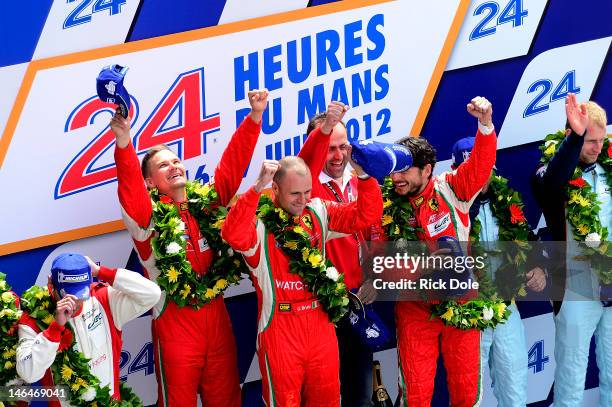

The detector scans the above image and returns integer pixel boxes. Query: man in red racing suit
[110,90,268,406]
[221,103,383,406]
[389,96,497,406]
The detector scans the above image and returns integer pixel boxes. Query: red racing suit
[114,116,261,406]
[221,179,382,407]
[298,127,368,291]
[395,123,496,407]
[16,267,160,407]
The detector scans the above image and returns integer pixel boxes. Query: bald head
[272,156,312,216]
[273,156,311,184]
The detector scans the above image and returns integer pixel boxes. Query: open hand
[565,93,589,136]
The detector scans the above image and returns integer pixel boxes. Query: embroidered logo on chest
[427,213,451,237]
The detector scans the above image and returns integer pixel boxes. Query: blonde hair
[585,101,607,129]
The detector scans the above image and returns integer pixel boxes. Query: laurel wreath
[381,177,510,330]
[468,172,533,301]
[256,195,349,323]
[18,285,142,406]
[0,273,21,387]
[150,181,248,309]
[539,130,612,284]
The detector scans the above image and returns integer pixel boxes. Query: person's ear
[272,181,279,196]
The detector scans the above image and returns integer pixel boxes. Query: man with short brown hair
[111,90,268,406]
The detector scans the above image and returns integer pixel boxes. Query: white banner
[0,0,464,253]
[33,0,142,60]
[447,0,547,70]
[497,37,611,149]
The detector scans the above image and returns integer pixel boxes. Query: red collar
[408,179,434,208]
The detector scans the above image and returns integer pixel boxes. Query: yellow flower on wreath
[544,142,557,157]
[195,183,211,197]
[179,284,191,299]
[301,248,310,262]
[212,219,225,230]
[577,224,590,236]
[577,196,590,207]
[43,314,54,325]
[308,253,322,267]
[71,381,82,392]
[440,307,454,321]
[166,266,181,283]
[284,241,298,250]
[0,280,6,290]
[35,290,46,300]
[204,288,215,299]
[293,226,305,235]
[214,279,228,291]
[61,365,74,381]
[275,208,288,222]
[0,308,16,319]
[1,292,14,303]
[494,302,507,318]
[383,199,392,209]
[382,214,393,226]
[2,348,16,359]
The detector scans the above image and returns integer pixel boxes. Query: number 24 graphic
[523,71,581,118]
[469,0,528,41]
[64,0,126,29]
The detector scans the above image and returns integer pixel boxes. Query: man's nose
[390,172,401,182]
[594,141,603,154]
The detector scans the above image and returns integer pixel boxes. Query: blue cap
[346,291,392,352]
[350,140,413,184]
[451,137,475,168]
[451,136,498,171]
[96,64,131,118]
[51,253,91,299]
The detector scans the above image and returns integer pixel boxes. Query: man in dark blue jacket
[531,93,610,407]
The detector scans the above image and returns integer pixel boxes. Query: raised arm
[90,258,161,329]
[298,101,348,197]
[222,161,278,257]
[213,90,266,206]
[326,157,383,234]
[446,96,497,201]
[111,111,153,230]
[298,126,329,197]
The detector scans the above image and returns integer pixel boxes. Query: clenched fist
[467,96,493,128]
[320,101,349,135]
[254,160,280,193]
